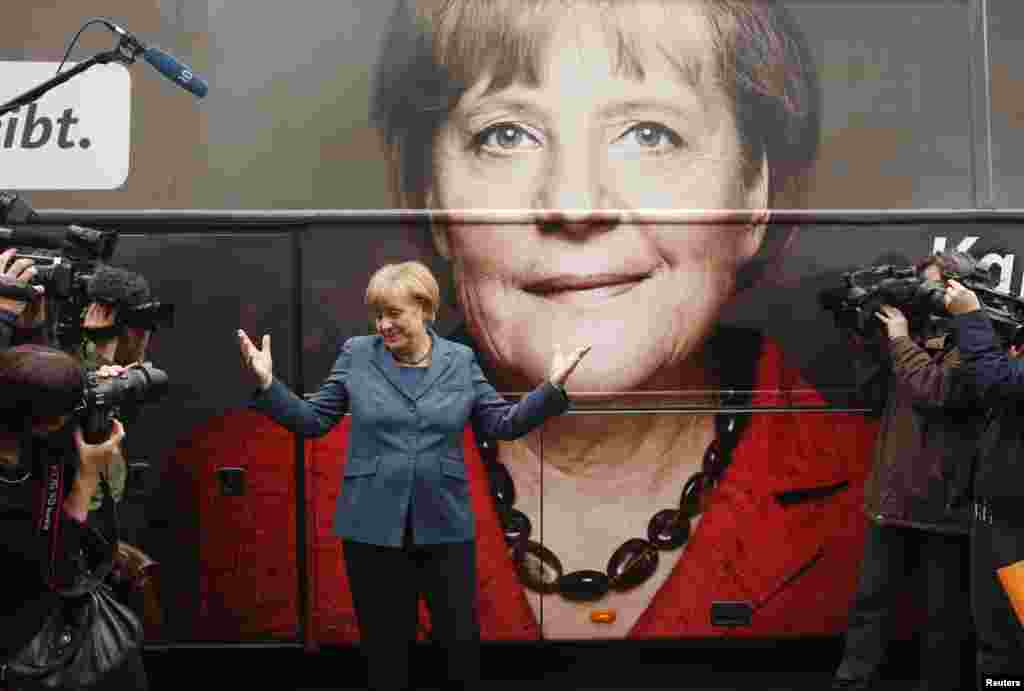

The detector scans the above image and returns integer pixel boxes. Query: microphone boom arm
[0,35,142,118]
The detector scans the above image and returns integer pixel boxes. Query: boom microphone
[104,20,209,98]
[142,46,209,99]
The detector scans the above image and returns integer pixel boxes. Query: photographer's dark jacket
[952,310,1024,521]
[862,333,987,534]
[0,434,107,661]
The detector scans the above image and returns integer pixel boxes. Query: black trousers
[835,521,971,690]
[971,501,1024,687]
[341,516,480,691]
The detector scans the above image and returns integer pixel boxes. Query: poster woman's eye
[471,123,543,154]
[611,122,684,154]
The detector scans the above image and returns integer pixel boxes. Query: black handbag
[3,469,143,690]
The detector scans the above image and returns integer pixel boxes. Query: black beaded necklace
[478,409,747,603]
[452,321,761,604]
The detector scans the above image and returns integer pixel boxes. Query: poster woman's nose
[534,152,618,236]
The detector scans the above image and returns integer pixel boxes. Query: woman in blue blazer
[237,261,589,691]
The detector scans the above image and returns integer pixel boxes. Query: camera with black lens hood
[76,363,169,445]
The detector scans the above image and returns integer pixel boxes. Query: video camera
[0,223,121,350]
[77,363,169,445]
[819,252,1024,347]
[0,194,173,351]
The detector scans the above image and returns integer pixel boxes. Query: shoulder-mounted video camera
[0,223,120,349]
[0,224,118,292]
[819,252,1024,347]
[0,194,174,351]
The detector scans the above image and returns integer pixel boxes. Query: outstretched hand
[238,329,273,391]
[548,343,592,390]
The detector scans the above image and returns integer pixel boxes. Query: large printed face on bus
[426,2,769,395]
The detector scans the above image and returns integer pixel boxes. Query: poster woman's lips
[525,273,650,305]
[526,272,651,293]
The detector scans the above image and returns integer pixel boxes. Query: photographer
[946,279,1024,682]
[77,266,159,512]
[832,253,984,691]
[0,345,147,690]
[79,266,156,369]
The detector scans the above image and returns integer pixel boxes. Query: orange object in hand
[996,560,1024,627]
[590,610,616,624]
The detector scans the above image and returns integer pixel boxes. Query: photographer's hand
[238,329,273,391]
[875,304,910,341]
[65,419,126,521]
[0,247,44,317]
[97,364,132,376]
[945,279,982,316]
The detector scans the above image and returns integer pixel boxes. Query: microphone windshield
[143,46,209,98]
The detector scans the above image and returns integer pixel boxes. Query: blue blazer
[250,329,569,546]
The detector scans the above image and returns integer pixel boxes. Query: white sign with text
[0,61,131,190]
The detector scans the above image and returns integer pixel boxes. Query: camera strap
[32,437,119,594]
[33,447,67,590]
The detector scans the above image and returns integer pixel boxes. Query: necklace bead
[608,538,660,591]
[647,509,690,549]
[499,508,532,544]
[515,541,562,594]
[558,570,610,602]
[487,461,516,507]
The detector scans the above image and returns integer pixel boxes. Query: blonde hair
[365,261,441,321]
